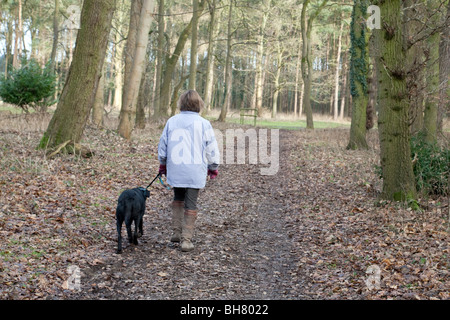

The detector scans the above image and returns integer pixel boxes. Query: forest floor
[0,112,448,300]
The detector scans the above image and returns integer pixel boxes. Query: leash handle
[159,175,171,190]
[146,173,161,190]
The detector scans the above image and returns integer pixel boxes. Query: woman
[158,90,220,252]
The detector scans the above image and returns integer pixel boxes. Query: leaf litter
[0,115,448,300]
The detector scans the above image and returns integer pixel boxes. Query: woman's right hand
[159,164,167,176]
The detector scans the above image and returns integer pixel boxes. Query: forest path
[67,130,309,299]
[2,120,446,300]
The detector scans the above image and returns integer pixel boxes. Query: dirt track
[66,130,309,300]
[1,118,448,300]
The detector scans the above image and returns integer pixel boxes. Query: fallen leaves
[0,118,448,300]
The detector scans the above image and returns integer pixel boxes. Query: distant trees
[0,0,447,204]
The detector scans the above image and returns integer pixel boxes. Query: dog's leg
[116,217,123,254]
[125,217,133,245]
[138,212,144,238]
[133,218,139,245]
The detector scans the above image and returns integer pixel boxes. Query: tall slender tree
[421,0,441,144]
[438,0,450,133]
[301,0,328,129]
[153,0,165,115]
[157,0,206,117]
[203,0,219,112]
[188,0,200,90]
[118,0,155,140]
[218,0,233,122]
[347,0,369,150]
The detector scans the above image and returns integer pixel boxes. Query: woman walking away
[158,90,220,252]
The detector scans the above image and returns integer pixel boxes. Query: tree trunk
[92,67,105,127]
[188,0,200,90]
[203,0,218,112]
[421,0,441,144]
[339,51,348,120]
[375,0,416,201]
[347,0,369,150]
[333,20,344,120]
[49,0,59,72]
[404,0,425,135]
[300,0,327,129]
[171,74,190,115]
[39,0,115,150]
[12,0,23,69]
[113,2,126,112]
[253,0,271,116]
[299,82,304,117]
[157,0,206,117]
[118,0,155,140]
[122,0,142,110]
[272,42,282,118]
[153,0,165,115]
[4,18,13,78]
[438,1,450,133]
[293,41,302,118]
[218,0,233,122]
[136,42,153,129]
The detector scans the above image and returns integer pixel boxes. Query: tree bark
[188,0,200,90]
[438,1,450,133]
[39,0,115,150]
[301,0,327,129]
[421,0,441,144]
[113,1,126,112]
[136,41,152,129]
[153,0,165,115]
[218,0,233,122]
[272,42,282,118]
[118,0,155,140]
[333,20,344,120]
[374,0,416,201]
[12,0,23,69]
[253,0,271,116]
[347,0,369,150]
[92,67,105,127]
[122,0,143,110]
[293,39,302,118]
[49,0,59,72]
[339,51,348,120]
[4,18,13,78]
[158,0,206,116]
[203,0,218,112]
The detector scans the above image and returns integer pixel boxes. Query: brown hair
[178,90,204,113]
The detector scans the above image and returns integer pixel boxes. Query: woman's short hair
[178,90,204,113]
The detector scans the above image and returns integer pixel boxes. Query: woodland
[0,0,448,300]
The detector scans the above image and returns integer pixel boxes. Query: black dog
[116,187,150,254]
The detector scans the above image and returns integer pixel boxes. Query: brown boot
[181,209,197,252]
[171,201,184,242]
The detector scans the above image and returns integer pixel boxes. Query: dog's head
[138,187,150,199]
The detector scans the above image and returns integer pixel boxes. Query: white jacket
[158,111,220,189]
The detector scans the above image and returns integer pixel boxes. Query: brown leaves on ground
[0,115,448,300]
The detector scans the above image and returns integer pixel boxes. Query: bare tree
[39,0,115,151]
[118,0,155,140]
